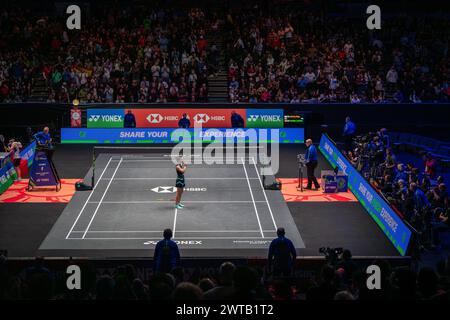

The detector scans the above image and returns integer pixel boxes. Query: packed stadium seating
[1,1,450,305]
[0,7,212,103]
[1,255,449,300]
[1,4,449,104]
[347,130,450,252]
[224,7,450,103]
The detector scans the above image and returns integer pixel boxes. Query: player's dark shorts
[175,177,185,188]
[13,158,21,167]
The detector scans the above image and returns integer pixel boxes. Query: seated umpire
[33,126,53,148]
[153,228,180,273]
[268,227,297,277]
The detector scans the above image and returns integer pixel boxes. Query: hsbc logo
[151,186,207,193]
[193,113,210,123]
[146,114,179,123]
[146,114,163,123]
[193,114,226,123]
[151,186,176,193]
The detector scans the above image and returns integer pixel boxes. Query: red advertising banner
[70,108,82,127]
[129,109,246,128]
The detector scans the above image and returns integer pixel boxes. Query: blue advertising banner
[28,150,58,187]
[0,141,36,195]
[0,161,17,194]
[61,128,305,144]
[20,141,36,166]
[318,134,412,256]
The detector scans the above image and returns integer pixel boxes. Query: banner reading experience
[61,128,304,144]
[318,134,412,256]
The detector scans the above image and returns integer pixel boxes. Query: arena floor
[38,153,305,257]
[0,144,399,258]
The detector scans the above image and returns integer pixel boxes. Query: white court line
[88,200,266,204]
[113,158,256,162]
[71,230,162,233]
[251,157,278,230]
[241,157,264,238]
[68,237,271,240]
[112,158,255,162]
[95,146,262,149]
[173,207,178,238]
[82,157,123,239]
[65,157,113,239]
[111,157,258,159]
[101,177,259,180]
[70,230,275,233]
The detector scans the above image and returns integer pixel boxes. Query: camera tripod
[296,154,306,192]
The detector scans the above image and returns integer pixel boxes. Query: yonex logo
[193,114,210,123]
[88,114,122,122]
[147,114,164,123]
[151,186,207,193]
[89,115,100,122]
[143,240,203,245]
[248,115,281,122]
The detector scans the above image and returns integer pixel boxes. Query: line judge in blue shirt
[153,228,180,273]
[305,138,320,190]
[268,227,297,277]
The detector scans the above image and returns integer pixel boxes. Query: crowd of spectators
[0,6,211,103]
[2,4,450,105]
[226,7,450,103]
[1,252,450,300]
[346,129,449,250]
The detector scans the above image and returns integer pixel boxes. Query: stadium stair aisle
[207,19,228,102]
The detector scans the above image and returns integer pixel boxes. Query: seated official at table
[34,127,53,149]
